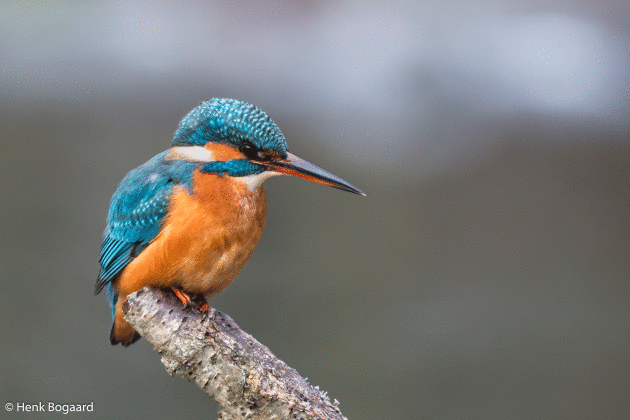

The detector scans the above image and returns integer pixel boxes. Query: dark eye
[240,143,270,161]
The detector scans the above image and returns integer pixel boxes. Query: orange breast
[117,170,267,298]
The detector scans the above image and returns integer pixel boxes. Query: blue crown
[172,98,288,157]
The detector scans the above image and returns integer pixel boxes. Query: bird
[95,98,364,346]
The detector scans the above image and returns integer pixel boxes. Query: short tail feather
[110,323,141,346]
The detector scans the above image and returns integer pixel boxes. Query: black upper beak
[263,152,365,196]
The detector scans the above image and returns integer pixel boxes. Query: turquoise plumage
[96,98,363,346]
[95,152,196,311]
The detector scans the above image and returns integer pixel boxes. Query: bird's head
[169,98,364,195]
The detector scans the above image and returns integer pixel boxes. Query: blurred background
[1,1,629,419]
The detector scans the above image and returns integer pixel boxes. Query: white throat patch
[236,171,283,190]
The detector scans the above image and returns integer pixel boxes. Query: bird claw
[202,308,211,321]
[172,287,192,307]
[172,288,210,315]
[192,293,211,315]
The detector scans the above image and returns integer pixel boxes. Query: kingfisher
[95,98,364,346]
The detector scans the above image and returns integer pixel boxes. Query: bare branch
[123,287,347,420]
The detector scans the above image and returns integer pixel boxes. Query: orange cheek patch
[204,142,244,161]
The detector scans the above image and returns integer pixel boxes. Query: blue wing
[95,151,197,308]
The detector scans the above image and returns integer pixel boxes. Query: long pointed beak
[263,152,365,196]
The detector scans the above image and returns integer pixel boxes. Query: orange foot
[172,289,211,314]
[191,293,211,314]
[172,287,192,307]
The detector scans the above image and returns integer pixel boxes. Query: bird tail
[110,321,141,347]
[104,283,141,346]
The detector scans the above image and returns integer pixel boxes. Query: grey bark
[123,287,348,420]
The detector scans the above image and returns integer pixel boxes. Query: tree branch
[123,287,347,420]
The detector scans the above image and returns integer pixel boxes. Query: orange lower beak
[263,153,365,196]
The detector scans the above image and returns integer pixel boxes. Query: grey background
[1,1,629,419]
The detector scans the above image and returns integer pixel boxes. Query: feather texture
[95,152,197,309]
